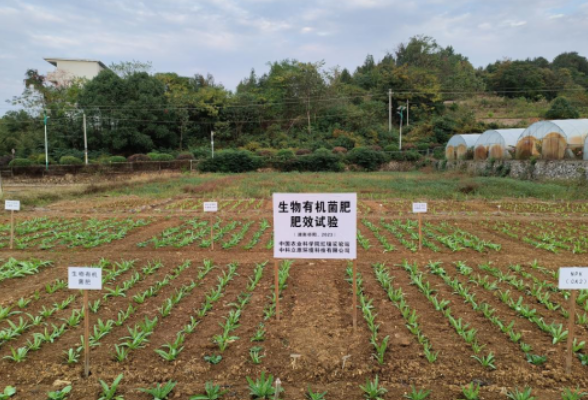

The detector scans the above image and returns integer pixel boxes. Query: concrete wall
[442,160,588,180]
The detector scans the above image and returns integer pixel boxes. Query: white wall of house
[45,58,106,86]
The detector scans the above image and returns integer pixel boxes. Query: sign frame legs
[84,290,90,378]
[9,210,14,250]
[566,290,577,375]
[352,260,357,332]
[418,213,422,251]
[275,260,280,321]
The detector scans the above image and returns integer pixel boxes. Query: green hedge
[59,156,83,165]
[9,158,34,167]
[346,147,388,171]
[198,150,262,173]
[108,156,127,163]
[278,148,343,172]
[148,153,175,161]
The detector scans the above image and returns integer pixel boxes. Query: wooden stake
[84,290,90,378]
[566,290,577,375]
[210,215,214,251]
[352,260,357,332]
[274,260,280,321]
[9,210,14,250]
[418,213,422,251]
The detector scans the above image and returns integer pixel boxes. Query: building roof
[44,58,108,69]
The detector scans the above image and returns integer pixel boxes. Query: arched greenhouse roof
[446,134,481,149]
[475,129,525,148]
[520,119,588,145]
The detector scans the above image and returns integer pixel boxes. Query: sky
[1,0,587,115]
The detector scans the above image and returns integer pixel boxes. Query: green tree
[545,96,580,119]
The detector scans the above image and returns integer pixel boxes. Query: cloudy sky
[1,0,587,114]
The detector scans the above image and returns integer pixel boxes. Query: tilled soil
[1,201,588,400]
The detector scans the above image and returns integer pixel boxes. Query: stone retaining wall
[443,160,588,180]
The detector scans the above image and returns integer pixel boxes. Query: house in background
[44,58,107,87]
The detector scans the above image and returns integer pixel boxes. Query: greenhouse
[585,136,588,160]
[445,134,481,160]
[473,129,525,160]
[515,119,588,160]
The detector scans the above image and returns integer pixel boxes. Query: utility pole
[406,99,409,127]
[43,110,49,171]
[397,105,405,150]
[211,130,215,158]
[83,113,88,165]
[388,89,392,133]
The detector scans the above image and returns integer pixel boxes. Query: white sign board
[559,267,588,290]
[68,267,103,290]
[5,200,20,211]
[412,203,427,213]
[203,202,218,212]
[273,193,357,260]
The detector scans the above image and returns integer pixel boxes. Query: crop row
[360,219,501,253]
[165,198,265,212]
[0,218,150,250]
[138,218,272,250]
[479,220,588,254]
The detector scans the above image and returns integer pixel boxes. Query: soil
[1,197,588,400]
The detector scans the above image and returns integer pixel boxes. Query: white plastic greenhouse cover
[447,134,481,148]
[475,129,526,147]
[445,134,481,160]
[473,129,525,159]
[520,119,588,144]
[517,119,588,159]
[584,136,588,161]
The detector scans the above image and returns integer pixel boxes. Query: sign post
[412,202,427,251]
[68,267,102,378]
[273,193,357,329]
[5,200,20,250]
[559,267,587,374]
[203,202,218,250]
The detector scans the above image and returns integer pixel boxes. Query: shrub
[255,148,277,157]
[276,149,295,160]
[332,146,348,154]
[389,151,422,162]
[148,153,174,161]
[29,154,50,165]
[404,150,422,162]
[127,154,150,162]
[295,149,312,156]
[198,150,262,173]
[176,152,194,161]
[545,96,580,119]
[192,148,211,160]
[244,141,262,152]
[9,158,34,167]
[290,148,343,172]
[108,156,127,163]
[59,156,83,165]
[346,147,387,171]
[384,144,399,152]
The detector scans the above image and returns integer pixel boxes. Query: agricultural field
[1,171,588,400]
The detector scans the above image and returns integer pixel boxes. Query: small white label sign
[5,200,20,211]
[413,203,427,213]
[203,202,218,212]
[273,193,357,260]
[559,267,588,290]
[68,267,102,290]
